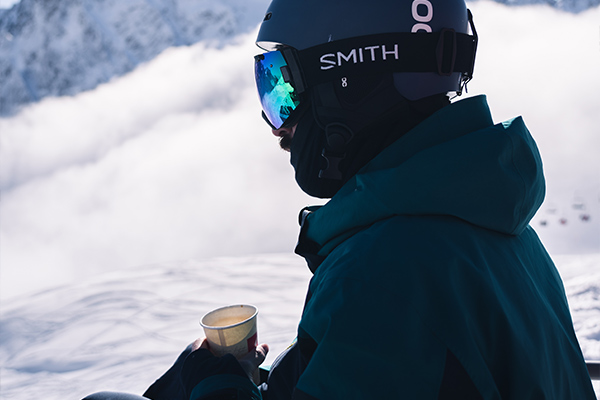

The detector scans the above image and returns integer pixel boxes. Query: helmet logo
[411,0,433,33]
[319,45,399,71]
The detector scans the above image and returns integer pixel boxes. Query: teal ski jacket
[288,95,596,399]
[187,95,596,399]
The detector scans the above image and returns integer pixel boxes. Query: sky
[0,1,599,301]
[0,0,17,9]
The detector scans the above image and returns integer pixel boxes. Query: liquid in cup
[200,304,258,359]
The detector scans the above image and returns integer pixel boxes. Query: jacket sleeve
[180,349,262,400]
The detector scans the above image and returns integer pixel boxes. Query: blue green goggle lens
[254,50,301,130]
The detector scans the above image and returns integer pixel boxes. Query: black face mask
[290,110,345,198]
[288,81,450,199]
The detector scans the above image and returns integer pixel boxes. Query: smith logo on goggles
[254,12,477,129]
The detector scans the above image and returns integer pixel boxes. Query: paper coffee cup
[200,304,258,359]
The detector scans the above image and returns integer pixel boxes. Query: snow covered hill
[0,253,598,399]
[0,254,311,399]
[0,0,268,116]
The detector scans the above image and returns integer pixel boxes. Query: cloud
[463,2,600,254]
[1,3,599,300]
[1,33,257,190]
[0,30,317,299]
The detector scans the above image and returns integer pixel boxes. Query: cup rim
[200,304,258,330]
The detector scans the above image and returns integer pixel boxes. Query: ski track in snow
[0,253,598,399]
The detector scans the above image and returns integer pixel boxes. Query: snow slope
[0,253,598,399]
[0,254,311,399]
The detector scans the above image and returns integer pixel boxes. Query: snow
[0,254,311,399]
[0,253,598,399]
[0,1,599,398]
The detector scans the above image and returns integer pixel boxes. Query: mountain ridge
[0,0,267,116]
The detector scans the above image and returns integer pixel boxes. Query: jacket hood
[301,95,546,256]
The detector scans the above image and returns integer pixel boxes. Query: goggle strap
[295,30,477,89]
[280,47,306,93]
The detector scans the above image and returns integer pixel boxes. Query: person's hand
[180,338,269,397]
[194,338,269,381]
[238,342,269,382]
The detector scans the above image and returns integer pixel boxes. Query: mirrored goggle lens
[254,51,300,129]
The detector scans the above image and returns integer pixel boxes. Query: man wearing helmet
[83,0,596,399]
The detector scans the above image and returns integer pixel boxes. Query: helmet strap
[319,123,354,180]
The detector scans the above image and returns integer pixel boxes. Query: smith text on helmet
[319,45,399,71]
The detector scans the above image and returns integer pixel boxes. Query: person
[83,0,597,399]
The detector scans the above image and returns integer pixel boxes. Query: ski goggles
[253,21,479,129]
[254,48,305,130]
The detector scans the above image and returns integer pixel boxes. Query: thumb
[238,343,269,380]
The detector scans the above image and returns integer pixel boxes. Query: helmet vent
[264,12,272,21]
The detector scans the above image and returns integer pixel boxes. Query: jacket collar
[296,95,545,271]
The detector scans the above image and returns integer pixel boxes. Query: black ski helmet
[254,0,477,198]
[256,0,477,102]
